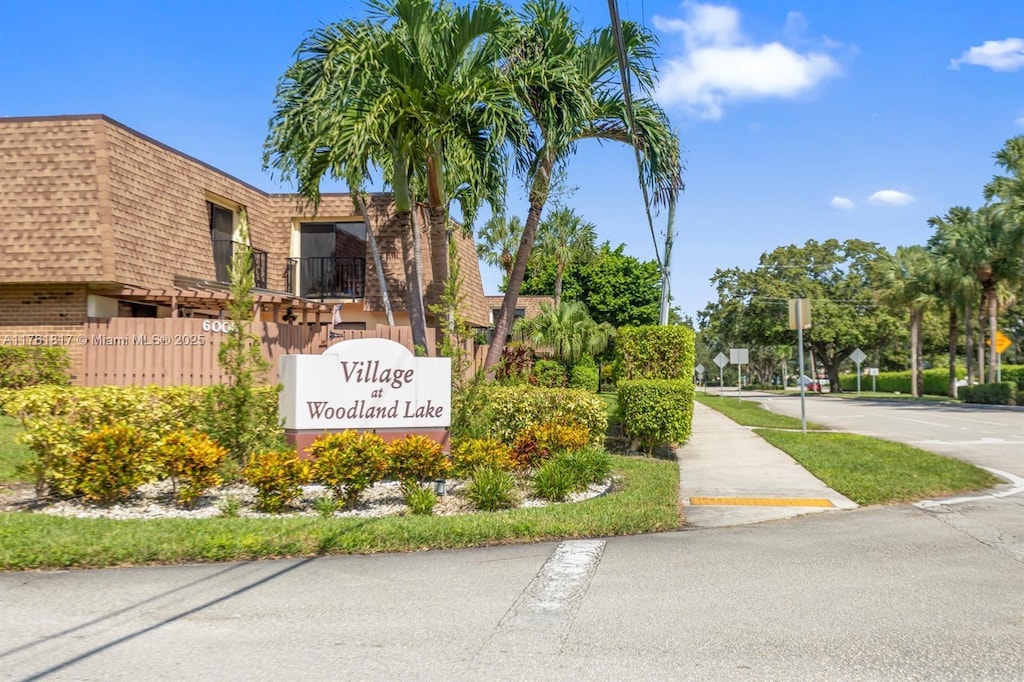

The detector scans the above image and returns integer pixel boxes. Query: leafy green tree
[522,242,662,328]
[699,239,903,393]
[514,301,614,366]
[208,210,273,464]
[532,207,596,306]
[872,245,938,397]
[483,0,681,374]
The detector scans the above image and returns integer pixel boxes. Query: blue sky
[2,1,1022,321]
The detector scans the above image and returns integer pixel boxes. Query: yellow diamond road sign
[994,330,1012,355]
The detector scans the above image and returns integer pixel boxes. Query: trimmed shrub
[998,365,1024,391]
[570,356,599,392]
[307,431,388,507]
[618,379,694,452]
[157,430,229,509]
[68,423,160,504]
[464,466,518,511]
[475,385,607,447]
[0,347,70,389]
[839,367,966,396]
[242,450,310,513]
[958,382,1018,406]
[511,422,590,469]
[385,434,450,484]
[532,359,568,388]
[616,326,695,380]
[450,437,514,478]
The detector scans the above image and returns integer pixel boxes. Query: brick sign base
[286,427,451,457]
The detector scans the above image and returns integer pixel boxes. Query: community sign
[279,338,451,431]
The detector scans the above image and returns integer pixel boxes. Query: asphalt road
[743,392,1024,478]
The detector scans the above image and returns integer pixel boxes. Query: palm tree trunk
[977,303,985,384]
[910,308,922,397]
[392,149,429,353]
[483,157,555,375]
[353,193,394,326]
[987,284,998,383]
[554,260,564,308]
[427,205,449,334]
[947,304,958,398]
[407,205,429,353]
[964,300,974,384]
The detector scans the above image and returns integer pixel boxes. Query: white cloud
[653,2,841,119]
[1015,116,1024,128]
[784,11,808,43]
[950,38,1024,71]
[868,190,915,206]
[830,196,855,210]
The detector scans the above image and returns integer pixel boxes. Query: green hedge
[617,379,694,451]
[0,347,70,389]
[616,326,695,380]
[569,358,599,393]
[958,382,1018,406]
[839,367,965,396]
[470,385,608,447]
[998,365,1024,390]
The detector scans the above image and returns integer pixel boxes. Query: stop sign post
[850,348,867,395]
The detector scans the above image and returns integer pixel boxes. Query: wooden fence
[80,319,444,387]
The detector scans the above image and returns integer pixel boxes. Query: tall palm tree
[514,300,613,366]
[266,0,519,353]
[482,0,682,374]
[533,207,596,307]
[477,213,524,284]
[873,245,937,397]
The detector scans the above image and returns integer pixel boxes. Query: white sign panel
[695,363,705,375]
[730,348,749,365]
[279,339,451,431]
[713,352,729,368]
[867,367,880,376]
[851,348,867,364]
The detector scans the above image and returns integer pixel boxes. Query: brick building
[0,114,491,379]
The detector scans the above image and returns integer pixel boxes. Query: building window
[288,222,367,300]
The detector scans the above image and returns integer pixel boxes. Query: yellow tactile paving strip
[689,497,835,507]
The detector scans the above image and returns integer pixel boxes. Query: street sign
[713,353,729,368]
[850,348,866,364]
[995,330,1012,355]
[867,368,879,376]
[788,298,812,330]
[695,363,705,374]
[729,348,749,365]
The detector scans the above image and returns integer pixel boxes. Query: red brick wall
[0,284,89,379]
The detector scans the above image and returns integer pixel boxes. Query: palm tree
[482,0,682,374]
[266,0,519,353]
[514,300,613,366]
[477,213,524,284]
[873,245,937,397]
[533,207,596,307]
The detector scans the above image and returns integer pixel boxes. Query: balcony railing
[212,239,268,289]
[287,256,366,300]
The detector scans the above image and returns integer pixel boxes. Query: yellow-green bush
[615,326,696,380]
[67,423,160,504]
[242,450,309,513]
[450,438,514,478]
[618,379,694,452]
[385,434,449,484]
[307,431,388,507]
[157,431,229,509]
[0,347,70,389]
[474,385,607,447]
[511,421,590,469]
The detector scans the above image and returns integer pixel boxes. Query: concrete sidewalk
[677,401,857,528]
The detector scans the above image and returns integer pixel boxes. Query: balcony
[212,239,268,289]
[287,256,366,300]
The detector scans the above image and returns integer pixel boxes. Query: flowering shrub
[450,438,515,478]
[157,431,229,509]
[307,431,388,507]
[385,435,449,484]
[475,385,607,447]
[68,423,160,504]
[511,422,590,469]
[242,450,309,513]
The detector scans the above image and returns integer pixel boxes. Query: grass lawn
[694,394,825,430]
[598,392,619,424]
[754,430,1000,506]
[0,415,32,483]
[834,391,959,403]
[0,455,679,570]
